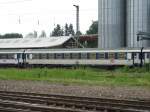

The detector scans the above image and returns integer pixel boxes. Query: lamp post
[73,5,80,47]
[73,5,79,34]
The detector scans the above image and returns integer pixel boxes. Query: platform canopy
[0,36,72,49]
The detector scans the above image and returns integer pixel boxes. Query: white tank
[98,0,125,49]
[126,0,150,47]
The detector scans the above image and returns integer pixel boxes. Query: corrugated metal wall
[98,0,125,49]
[126,0,150,47]
[98,0,150,48]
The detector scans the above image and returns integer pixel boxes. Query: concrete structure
[98,0,150,48]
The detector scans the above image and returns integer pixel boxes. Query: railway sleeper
[0,94,149,111]
[0,91,150,107]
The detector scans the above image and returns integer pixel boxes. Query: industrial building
[0,36,77,49]
[98,0,150,49]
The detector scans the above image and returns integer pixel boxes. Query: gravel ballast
[0,80,150,100]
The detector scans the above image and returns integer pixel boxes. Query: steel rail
[0,94,149,111]
[0,91,149,112]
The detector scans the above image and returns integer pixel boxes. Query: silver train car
[0,49,25,66]
[0,48,149,67]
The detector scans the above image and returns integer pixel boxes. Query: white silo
[98,0,125,49]
[126,0,150,47]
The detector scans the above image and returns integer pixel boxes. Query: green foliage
[116,66,150,73]
[68,24,75,36]
[86,21,98,35]
[64,23,75,36]
[65,24,69,36]
[0,33,23,39]
[0,67,150,87]
[76,31,82,35]
[51,24,64,36]
[39,30,47,37]
[80,39,98,48]
[51,23,75,37]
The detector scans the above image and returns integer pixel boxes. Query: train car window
[96,53,99,59]
[6,54,9,59]
[108,53,115,59]
[8,54,14,59]
[71,53,80,59]
[0,54,8,59]
[96,53,105,59]
[39,54,42,59]
[105,53,108,59]
[118,53,126,60]
[147,53,150,59]
[115,53,118,59]
[17,54,21,59]
[48,53,55,59]
[32,54,40,59]
[41,53,47,59]
[99,53,105,59]
[55,53,63,59]
[81,53,88,59]
[46,54,49,59]
[64,53,71,59]
[125,53,127,60]
[89,53,96,59]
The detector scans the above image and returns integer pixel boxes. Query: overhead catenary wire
[0,0,32,4]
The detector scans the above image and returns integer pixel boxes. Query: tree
[64,23,69,36]
[86,21,98,34]
[25,32,34,38]
[33,31,38,38]
[0,33,23,38]
[51,24,64,36]
[68,24,75,36]
[76,31,82,35]
[39,30,47,38]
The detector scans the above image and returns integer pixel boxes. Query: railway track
[0,91,149,112]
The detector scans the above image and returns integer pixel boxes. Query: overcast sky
[0,0,98,36]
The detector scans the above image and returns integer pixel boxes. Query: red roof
[79,34,98,41]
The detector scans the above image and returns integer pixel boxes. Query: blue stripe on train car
[96,53,99,60]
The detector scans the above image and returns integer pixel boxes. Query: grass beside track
[0,67,150,87]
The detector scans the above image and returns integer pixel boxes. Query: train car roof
[25,48,144,53]
[0,36,71,49]
[0,49,24,53]
[0,48,150,53]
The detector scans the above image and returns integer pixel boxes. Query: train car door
[22,52,27,64]
[133,52,144,66]
[16,53,22,65]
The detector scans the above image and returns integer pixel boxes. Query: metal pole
[140,47,144,67]
[73,5,79,34]
[73,5,80,47]
[76,5,79,34]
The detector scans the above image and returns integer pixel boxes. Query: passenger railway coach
[0,48,149,67]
